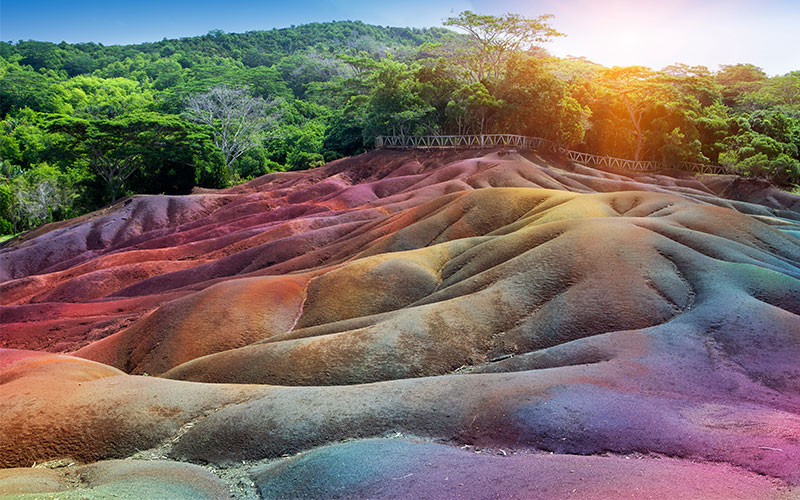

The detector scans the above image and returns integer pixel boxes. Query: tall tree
[363,58,435,137]
[740,72,800,118]
[596,66,679,161]
[49,113,194,202]
[660,63,721,107]
[184,85,281,172]
[442,10,563,83]
[497,56,589,145]
[715,63,768,109]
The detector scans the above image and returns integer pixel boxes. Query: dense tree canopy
[49,113,203,201]
[442,10,564,83]
[0,17,798,235]
[184,85,282,172]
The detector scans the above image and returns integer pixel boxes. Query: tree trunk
[624,97,644,161]
[633,129,644,162]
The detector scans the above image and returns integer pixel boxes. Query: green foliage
[693,103,732,163]
[721,151,800,185]
[497,56,588,144]
[0,183,14,234]
[716,109,800,185]
[16,41,64,71]
[715,63,768,109]
[61,75,155,117]
[194,152,230,189]
[361,58,436,137]
[0,108,57,168]
[184,85,282,173]
[657,128,703,168]
[275,52,349,98]
[0,61,70,115]
[323,101,369,156]
[442,10,563,82]
[129,124,220,194]
[267,118,327,171]
[743,72,800,119]
[660,64,721,107]
[445,81,502,135]
[49,112,207,201]
[1,18,798,234]
[747,109,800,152]
[0,163,76,233]
[232,148,283,180]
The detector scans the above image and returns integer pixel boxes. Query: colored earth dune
[1,149,799,499]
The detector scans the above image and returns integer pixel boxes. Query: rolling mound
[1,149,799,499]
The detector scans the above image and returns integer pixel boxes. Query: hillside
[1,149,799,499]
[2,17,798,241]
[1,21,458,75]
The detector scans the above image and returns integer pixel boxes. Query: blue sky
[2,0,798,75]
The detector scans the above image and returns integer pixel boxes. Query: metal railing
[375,134,729,175]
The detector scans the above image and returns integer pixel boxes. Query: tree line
[1,15,799,235]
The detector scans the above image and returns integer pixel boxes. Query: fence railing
[375,134,729,175]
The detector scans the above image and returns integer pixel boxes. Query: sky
[1,0,798,75]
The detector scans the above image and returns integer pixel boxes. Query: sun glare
[593,27,649,66]
[539,0,693,70]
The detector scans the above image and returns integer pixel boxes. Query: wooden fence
[375,134,729,175]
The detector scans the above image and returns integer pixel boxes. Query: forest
[1,14,799,235]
